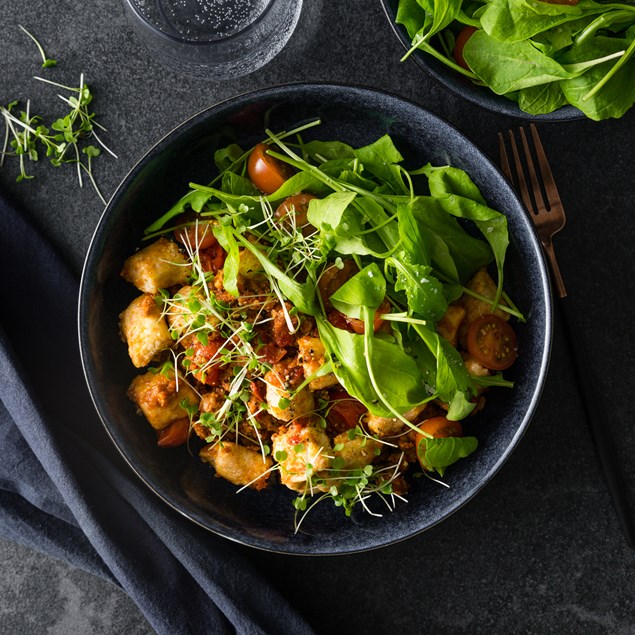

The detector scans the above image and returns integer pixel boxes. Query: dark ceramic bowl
[380,0,583,121]
[79,83,552,555]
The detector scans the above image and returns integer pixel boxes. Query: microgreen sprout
[1,74,114,203]
[19,25,57,68]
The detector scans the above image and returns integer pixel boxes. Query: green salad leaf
[395,0,635,119]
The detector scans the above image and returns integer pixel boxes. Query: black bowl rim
[78,81,553,554]
[378,0,584,121]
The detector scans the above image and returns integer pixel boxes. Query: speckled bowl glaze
[380,0,583,121]
[79,83,552,554]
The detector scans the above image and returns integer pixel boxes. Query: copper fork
[499,124,635,548]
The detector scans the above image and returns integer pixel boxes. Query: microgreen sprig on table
[1,74,116,204]
[1,25,115,203]
[18,24,57,69]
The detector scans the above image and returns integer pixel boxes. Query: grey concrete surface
[1,0,635,633]
[0,537,153,634]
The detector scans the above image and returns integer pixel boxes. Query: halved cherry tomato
[327,389,367,434]
[275,193,317,235]
[198,243,226,273]
[466,313,518,371]
[157,417,190,448]
[453,26,478,71]
[414,417,463,471]
[343,299,391,334]
[417,416,464,439]
[174,222,217,250]
[247,143,293,194]
[318,260,359,310]
[188,339,224,386]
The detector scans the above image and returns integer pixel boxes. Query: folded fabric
[0,187,314,635]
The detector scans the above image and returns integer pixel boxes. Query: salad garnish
[120,120,524,530]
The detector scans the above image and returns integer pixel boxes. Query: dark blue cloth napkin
[0,188,314,635]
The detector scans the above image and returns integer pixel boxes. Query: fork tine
[497,132,512,183]
[529,123,564,216]
[505,130,534,214]
[519,127,547,215]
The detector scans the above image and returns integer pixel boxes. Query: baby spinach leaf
[424,164,486,204]
[221,171,260,196]
[411,322,475,418]
[480,0,604,43]
[265,170,331,200]
[517,82,569,115]
[560,34,635,120]
[463,32,580,93]
[214,143,244,172]
[235,233,318,316]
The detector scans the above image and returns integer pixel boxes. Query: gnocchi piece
[332,432,381,470]
[127,369,199,430]
[436,305,466,347]
[272,422,332,492]
[365,403,428,438]
[463,354,491,378]
[297,336,339,390]
[200,441,272,491]
[264,361,314,422]
[119,293,173,368]
[459,269,509,325]
[121,237,191,294]
[237,248,265,278]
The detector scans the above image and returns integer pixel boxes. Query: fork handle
[558,295,635,547]
[543,240,567,298]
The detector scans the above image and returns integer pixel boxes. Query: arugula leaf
[409,196,493,283]
[354,135,408,195]
[316,316,429,417]
[306,191,357,233]
[213,224,240,296]
[389,259,448,321]
[417,436,478,476]
[144,189,214,234]
[329,263,386,318]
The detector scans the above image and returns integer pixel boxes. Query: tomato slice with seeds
[466,313,518,371]
[247,143,293,194]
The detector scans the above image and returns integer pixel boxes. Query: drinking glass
[123,0,303,80]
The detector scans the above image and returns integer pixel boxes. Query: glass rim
[123,0,282,46]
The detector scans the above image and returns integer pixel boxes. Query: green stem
[582,38,635,101]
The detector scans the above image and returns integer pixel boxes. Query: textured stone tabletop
[1,0,634,633]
